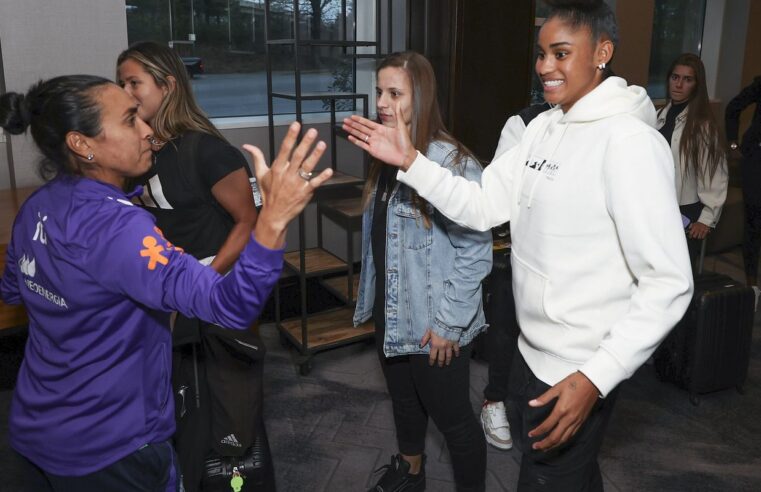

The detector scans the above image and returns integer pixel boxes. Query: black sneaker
[367,454,426,492]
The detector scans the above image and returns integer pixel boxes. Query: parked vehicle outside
[182,57,204,78]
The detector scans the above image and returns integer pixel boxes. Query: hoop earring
[597,62,607,71]
[86,153,94,161]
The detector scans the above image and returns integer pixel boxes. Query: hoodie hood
[562,76,656,127]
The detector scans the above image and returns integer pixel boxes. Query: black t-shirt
[136,131,251,259]
[371,164,398,328]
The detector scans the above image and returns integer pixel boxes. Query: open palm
[342,103,417,169]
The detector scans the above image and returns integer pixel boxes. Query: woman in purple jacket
[0,74,329,491]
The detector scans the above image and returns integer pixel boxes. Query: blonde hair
[117,41,224,142]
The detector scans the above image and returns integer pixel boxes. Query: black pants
[507,351,618,492]
[482,251,520,402]
[680,202,704,272]
[375,325,486,492]
[741,150,761,282]
[18,440,179,492]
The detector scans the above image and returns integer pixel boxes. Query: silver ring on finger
[298,168,313,181]
[364,134,369,143]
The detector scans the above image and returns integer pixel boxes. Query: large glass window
[125,1,362,118]
[647,0,707,99]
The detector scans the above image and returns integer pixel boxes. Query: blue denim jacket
[353,140,493,356]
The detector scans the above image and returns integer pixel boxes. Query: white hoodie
[397,77,693,397]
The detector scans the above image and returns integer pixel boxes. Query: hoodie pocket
[511,252,569,333]
[395,202,433,250]
[510,251,550,327]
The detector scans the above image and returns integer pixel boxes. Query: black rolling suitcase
[654,272,754,405]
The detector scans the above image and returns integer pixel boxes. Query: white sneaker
[480,400,512,450]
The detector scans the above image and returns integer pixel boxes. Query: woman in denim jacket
[354,52,492,492]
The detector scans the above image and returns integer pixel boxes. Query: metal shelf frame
[264,0,393,373]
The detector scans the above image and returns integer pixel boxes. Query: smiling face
[74,84,154,187]
[668,64,697,104]
[376,66,413,130]
[536,17,612,112]
[117,58,168,125]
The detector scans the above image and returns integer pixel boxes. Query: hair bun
[543,0,604,10]
[0,92,32,135]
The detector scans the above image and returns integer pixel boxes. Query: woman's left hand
[527,371,600,451]
[688,222,711,239]
[420,328,460,367]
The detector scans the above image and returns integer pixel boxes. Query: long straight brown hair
[666,53,726,183]
[117,41,224,143]
[362,51,478,227]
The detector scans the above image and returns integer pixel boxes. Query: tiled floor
[0,249,760,491]
[262,248,761,492]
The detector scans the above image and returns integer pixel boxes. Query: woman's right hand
[342,102,418,171]
[242,122,332,249]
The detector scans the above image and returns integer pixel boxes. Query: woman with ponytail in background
[0,75,329,491]
[355,51,492,492]
[344,1,693,490]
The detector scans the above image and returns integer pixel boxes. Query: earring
[597,62,607,70]
[86,153,94,161]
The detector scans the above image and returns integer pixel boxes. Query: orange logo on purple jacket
[140,236,169,270]
[140,227,184,270]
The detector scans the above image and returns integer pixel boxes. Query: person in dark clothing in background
[726,76,761,297]
[480,102,551,452]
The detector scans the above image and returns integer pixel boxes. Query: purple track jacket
[0,175,283,475]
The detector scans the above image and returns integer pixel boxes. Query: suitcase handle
[697,238,707,275]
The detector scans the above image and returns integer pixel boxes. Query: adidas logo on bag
[221,434,242,448]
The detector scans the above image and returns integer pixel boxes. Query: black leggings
[680,201,704,272]
[375,325,486,492]
[482,251,520,402]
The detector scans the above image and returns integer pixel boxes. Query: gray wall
[0,0,129,188]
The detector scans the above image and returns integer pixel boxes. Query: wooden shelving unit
[0,187,36,333]
[265,0,391,374]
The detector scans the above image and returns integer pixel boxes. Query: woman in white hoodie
[343,0,693,490]
[656,53,728,269]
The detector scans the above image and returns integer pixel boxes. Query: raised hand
[242,122,332,249]
[342,102,418,170]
